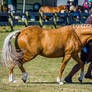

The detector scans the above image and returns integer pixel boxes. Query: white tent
[2,0,3,5]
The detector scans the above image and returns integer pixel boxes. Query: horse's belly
[41,49,64,58]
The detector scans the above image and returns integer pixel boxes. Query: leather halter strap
[72,27,84,48]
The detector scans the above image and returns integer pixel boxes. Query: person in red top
[64,10,92,83]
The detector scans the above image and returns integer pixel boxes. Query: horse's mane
[72,24,92,28]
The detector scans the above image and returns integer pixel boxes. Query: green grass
[0,26,92,92]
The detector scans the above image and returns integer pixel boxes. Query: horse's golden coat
[3,25,92,83]
[39,5,66,21]
[39,5,66,13]
[15,25,85,83]
[17,26,81,61]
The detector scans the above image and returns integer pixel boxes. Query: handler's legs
[65,54,84,83]
[85,62,92,79]
[65,63,80,83]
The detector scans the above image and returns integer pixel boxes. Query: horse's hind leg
[72,54,84,82]
[9,63,16,82]
[9,61,27,83]
[18,61,27,83]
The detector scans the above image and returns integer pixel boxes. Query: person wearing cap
[64,9,92,83]
[66,0,75,12]
[68,0,74,5]
[87,0,92,9]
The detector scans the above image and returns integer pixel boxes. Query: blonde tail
[1,30,21,67]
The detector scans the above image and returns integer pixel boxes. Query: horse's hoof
[57,77,64,85]
[13,80,16,83]
[22,78,26,83]
[22,72,27,83]
[59,81,64,85]
[9,80,16,83]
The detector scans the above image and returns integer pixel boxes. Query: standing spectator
[66,0,74,12]
[87,0,92,10]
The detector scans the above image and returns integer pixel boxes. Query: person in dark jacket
[64,10,92,83]
[66,0,76,12]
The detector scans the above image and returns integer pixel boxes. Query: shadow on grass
[27,81,58,85]
[64,81,92,85]
[0,30,11,33]
[27,81,92,85]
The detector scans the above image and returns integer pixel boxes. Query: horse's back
[17,26,42,51]
[40,26,74,57]
[39,6,57,13]
[39,5,66,13]
[17,25,77,59]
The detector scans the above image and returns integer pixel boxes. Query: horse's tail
[1,30,22,67]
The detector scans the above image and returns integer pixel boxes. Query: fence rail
[0,12,89,31]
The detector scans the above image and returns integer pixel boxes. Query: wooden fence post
[25,11,28,26]
[53,13,57,28]
[8,12,14,31]
[39,12,43,27]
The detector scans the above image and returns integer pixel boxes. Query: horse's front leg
[9,63,16,82]
[57,54,71,85]
[72,54,84,82]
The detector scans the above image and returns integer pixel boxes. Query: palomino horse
[39,5,66,21]
[39,5,66,13]
[2,25,92,84]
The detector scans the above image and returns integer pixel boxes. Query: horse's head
[58,5,67,12]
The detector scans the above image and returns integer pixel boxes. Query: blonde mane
[72,24,92,28]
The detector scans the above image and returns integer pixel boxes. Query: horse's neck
[80,35,91,45]
[75,26,92,45]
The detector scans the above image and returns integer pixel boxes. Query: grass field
[0,26,92,92]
